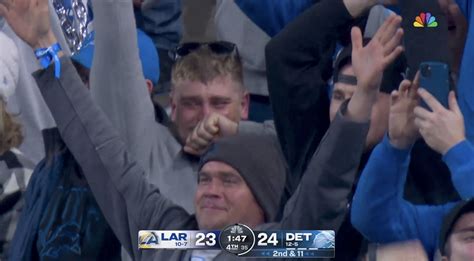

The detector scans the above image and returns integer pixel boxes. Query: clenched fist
[184,113,238,156]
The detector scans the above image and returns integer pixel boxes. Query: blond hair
[171,46,244,89]
[0,98,23,155]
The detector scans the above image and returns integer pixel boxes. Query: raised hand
[183,113,238,156]
[414,90,465,155]
[346,14,404,122]
[388,73,421,149]
[0,0,55,49]
[351,14,404,93]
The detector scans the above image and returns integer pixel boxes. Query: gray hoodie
[88,0,273,214]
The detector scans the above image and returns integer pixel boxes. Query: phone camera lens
[421,65,432,77]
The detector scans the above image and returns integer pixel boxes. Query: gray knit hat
[199,132,287,222]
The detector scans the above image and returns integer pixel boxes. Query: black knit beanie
[199,132,287,222]
[439,199,474,256]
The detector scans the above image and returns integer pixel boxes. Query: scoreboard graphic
[139,224,335,258]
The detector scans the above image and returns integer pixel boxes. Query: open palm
[0,0,51,48]
[351,15,404,92]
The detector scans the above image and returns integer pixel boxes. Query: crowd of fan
[0,0,473,260]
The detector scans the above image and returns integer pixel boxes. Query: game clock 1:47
[219,224,256,256]
[227,235,247,242]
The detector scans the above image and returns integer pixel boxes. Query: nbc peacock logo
[413,12,438,28]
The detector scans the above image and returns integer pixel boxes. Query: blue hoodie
[351,136,474,259]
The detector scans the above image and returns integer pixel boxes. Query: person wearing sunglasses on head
[86,0,275,215]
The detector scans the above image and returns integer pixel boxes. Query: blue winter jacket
[351,136,474,259]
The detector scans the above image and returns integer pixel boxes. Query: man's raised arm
[90,0,163,178]
[276,13,404,231]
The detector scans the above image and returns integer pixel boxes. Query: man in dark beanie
[438,199,474,261]
[196,133,287,228]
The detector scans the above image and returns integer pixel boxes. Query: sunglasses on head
[171,41,238,61]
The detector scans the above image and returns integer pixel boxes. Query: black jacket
[266,0,371,260]
[266,0,367,198]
